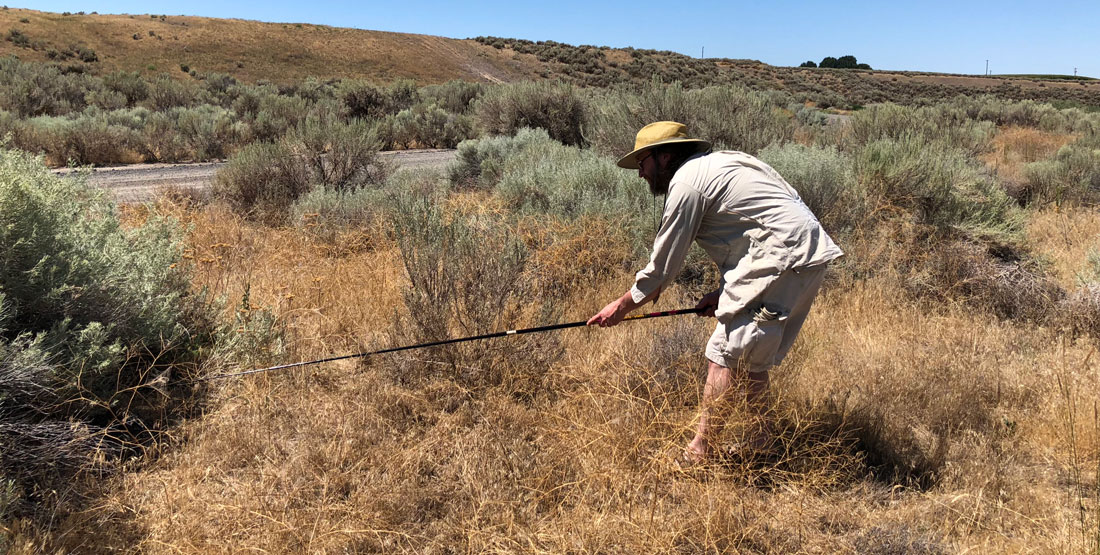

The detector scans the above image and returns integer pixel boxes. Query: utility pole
[701,46,704,59]
[1074,67,1078,76]
[985,59,989,76]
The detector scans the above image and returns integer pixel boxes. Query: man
[587,121,843,464]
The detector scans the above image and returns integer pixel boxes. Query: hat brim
[617,138,712,169]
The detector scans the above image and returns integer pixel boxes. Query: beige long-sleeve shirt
[630,151,844,323]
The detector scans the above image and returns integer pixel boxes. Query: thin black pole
[206,307,703,380]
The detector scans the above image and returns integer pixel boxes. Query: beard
[648,162,677,196]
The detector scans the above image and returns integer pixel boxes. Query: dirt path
[52,149,458,203]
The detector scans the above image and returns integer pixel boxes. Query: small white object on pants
[705,264,828,373]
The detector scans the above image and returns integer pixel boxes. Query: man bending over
[587,121,843,464]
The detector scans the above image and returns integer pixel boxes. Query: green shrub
[290,184,387,240]
[208,284,285,370]
[493,132,649,222]
[0,147,212,512]
[6,28,28,47]
[174,105,241,160]
[74,45,97,63]
[386,180,561,389]
[0,478,15,525]
[23,111,141,165]
[102,71,149,105]
[340,79,419,120]
[138,105,240,162]
[84,87,127,110]
[141,110,188,162]
[145,75,197,110]
[1086,249,1100,284]
[213,141,310,219]
[585,81,795,157]
[0,107,12,134]
[854,135,1023,240]
[377,102,475,149]
[285,76,335,104]
[448,127,554,189]
[448,129,652,254]
[758,143,866,234]
[243,91,308,142]
[286,116,389,190]
[1023,143,1100,206]
[474,80,587,145]
[215,118,388,218]
[0,57,92,117]
[419,80,484,114]
[845,102,994,156]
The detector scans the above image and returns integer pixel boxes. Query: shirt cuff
[630,284,649,304]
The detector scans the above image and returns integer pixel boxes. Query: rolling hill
[3,7,1099,109]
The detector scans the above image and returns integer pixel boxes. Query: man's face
[637,149,674,196]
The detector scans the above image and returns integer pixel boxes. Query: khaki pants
[705,264,827,373]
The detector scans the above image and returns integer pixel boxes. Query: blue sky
[18,0,1099,78]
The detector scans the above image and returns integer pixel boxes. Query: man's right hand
[695,289,720,317]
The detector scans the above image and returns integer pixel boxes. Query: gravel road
[52,149,458,203]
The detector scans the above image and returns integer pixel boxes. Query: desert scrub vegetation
[34,162,1100,553]
[1022,138,1100,206]
[473,36,1100,109]
[6,82,1100,550]
[0,147,217,531]
[4,52,1100,169]
[446,129,657,273]
[843,102,996,157]
[584,80,795,157]
[5,47,1100,549]
[473,80,587,146]
[213,116,389,220]
[757,142,866,234]
[0,58,485,166]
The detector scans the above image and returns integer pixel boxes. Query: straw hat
[616,121,711,169]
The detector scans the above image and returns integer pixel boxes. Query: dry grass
[7,199,1089,553]
[0,8,540,84]
[1028,206,1100,289]
[982,126,1077,185]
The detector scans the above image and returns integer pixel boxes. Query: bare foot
[680,439,708,466]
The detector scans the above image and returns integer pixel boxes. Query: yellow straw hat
[617,121,711,169]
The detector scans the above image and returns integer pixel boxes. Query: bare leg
[684,361,771,462]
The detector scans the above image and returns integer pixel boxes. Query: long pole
[206,307,703,380]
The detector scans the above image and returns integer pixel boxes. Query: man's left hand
[695,289,720,317]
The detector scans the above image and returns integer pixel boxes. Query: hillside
[2,7,1100,109]
[0,8,542,84]
[3,7,1100,109]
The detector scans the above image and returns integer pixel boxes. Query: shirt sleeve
[630,183,706,303]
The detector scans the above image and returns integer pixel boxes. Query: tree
[818,55,872,70]
[799,60,817,68]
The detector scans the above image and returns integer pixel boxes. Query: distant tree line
[800,55,871,70]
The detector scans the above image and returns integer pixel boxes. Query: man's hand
[587,298,628,327]
[588,290,645,327]
[695,288,721,317]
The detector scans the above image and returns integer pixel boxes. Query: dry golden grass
[0,8,541,84]
[20,200,1099,553]
[1028,206,1100,289]
[982,126,1077,184]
